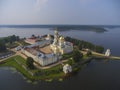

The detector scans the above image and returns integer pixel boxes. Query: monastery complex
[22,30,73,66]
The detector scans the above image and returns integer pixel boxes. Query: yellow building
[50,30,73,54]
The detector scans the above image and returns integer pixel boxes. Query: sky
[0,0,120,25]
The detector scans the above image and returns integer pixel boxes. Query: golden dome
[59,36,65,41]
[47,34,50,36]
[47,34,51,38]
[54,46,59,53]
[54,30,58,34]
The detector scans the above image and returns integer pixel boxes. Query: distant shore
[0,25,107,33]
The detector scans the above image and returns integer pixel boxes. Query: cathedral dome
[47,34,50,37]
[54,30,58,35]
[59,36,65,42]
[54,46,59,54]
[46,34,51,40]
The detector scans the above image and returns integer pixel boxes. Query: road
[11,48,27,59]
[0,48,27,63]
[0,54,17,63]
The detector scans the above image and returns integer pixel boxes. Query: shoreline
[0,54,120,82]
[0,54,95,81]
[0,55,92,82]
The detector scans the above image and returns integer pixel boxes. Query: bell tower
[53,29,59,45]
[59,36,65,48]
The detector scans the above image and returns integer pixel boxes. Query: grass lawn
[0,54,90,81]
[0,55,65,81]
[0,55,34,80]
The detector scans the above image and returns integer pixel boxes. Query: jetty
[91,51,120,60]
[81,49,120,60]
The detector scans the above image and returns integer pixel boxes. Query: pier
[91,51,120,60]
[81,49,120,60]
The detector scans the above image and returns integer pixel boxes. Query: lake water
[0,27,120,90]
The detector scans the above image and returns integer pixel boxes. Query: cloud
[35,0,48,11]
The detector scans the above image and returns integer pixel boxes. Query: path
[81,50,120,60]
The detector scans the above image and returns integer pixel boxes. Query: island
[0,25,107,33]
[50,25,107,33]
[0,29,119,82]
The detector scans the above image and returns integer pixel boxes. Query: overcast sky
[0,0,120,25]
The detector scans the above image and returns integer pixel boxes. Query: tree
[86,50,92,56]
[78,43,82,50]
[0,42,6,52]
[95,46,104,53]
[73,50,83,63]
[65,36,104,53]
[31,34,36,38]
[68,59,74,65]
[26,57,35,69]
[16,36,20,41]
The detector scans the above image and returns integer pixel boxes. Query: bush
[73,50,83,63]
[65,36,104,53]
[86,50,92,56]
[26,57,35,69]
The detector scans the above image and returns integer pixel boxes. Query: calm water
[0,27,120,56]
[0,27,120,90]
